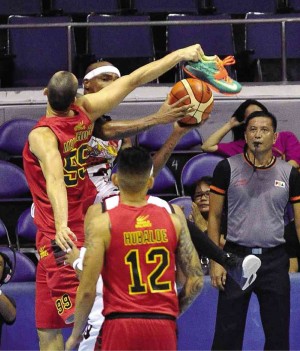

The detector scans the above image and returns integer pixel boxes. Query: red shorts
[35,234,83,329]
[96,317,177,350]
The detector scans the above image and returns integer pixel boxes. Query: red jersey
[23,105,97,242]
[102,201,179,318]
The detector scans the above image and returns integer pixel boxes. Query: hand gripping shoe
[183,55,242,95]
[225,254,261,290]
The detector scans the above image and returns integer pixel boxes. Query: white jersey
[87,136,122,202]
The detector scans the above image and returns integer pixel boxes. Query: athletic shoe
[225,253,261,290]
[183,55,242,95]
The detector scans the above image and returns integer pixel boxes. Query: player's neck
[119,192,148,207]
[46,104,74,117]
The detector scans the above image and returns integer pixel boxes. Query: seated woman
[201,99,300,169]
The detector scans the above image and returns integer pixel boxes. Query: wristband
[79,247,86,259]
[72,258,83,271]
[0,290,2,296]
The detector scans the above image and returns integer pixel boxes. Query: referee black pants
[212,244,290,351]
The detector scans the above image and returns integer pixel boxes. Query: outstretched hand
[180,44,204,62]
[157,94,195,124]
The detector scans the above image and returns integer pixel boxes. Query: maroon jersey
[23,105,97,243]
[102,202,179,318]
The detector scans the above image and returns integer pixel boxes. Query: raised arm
[152,122,196,177]
[28,127,76,251]
[79,44,202,121]
[93,94,194,140]
[172,205,203,315]
[201,117,242,152]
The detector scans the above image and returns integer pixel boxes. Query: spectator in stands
[201,99,300,169]
[0,252,16,344]
[187,176,226,274]
[208,110,300,350]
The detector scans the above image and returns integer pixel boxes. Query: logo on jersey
[74,121,86,131]
[274,180,285,188]
[135,215,152,228]
[38,246,48,259]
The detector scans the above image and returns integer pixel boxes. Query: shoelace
[214,56,236,82]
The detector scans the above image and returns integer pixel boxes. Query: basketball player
[83,61,199,203]
[23,44,203,351]
[0,252,16,344]
[69,60,202,351]
[65,146,204,351]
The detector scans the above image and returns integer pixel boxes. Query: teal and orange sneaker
[183,55,242,95]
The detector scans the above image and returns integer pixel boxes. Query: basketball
[169,78,214,126]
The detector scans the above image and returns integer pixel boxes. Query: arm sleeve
[284,221,300,258]
[210,159,231,195]
[289,167,300,203]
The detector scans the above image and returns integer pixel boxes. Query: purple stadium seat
[180,153,224,195]
[16,208,37,252]
[0,160,30,199]
[169,196,193,217]
[137,124,203,151]
[134,0,199,14]
[0,247,36,282]
[8,15,75,87]
[0,118,36,157]
[51,0,119,14]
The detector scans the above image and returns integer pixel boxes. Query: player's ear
[112,173,118,186]
[43,88,48,96]
[147,176,154,190]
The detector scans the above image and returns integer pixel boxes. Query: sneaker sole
[241,255,261,290]
[182,65,241,96]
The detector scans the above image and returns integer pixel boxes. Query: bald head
[47,71,78,112]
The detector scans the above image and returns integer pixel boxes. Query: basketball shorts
[96,317,177,350]
[35,234,83,329]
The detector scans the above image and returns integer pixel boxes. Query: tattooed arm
[66,206,110,351]
[171,205,204,315]
[152,122,198,177]
[93,95,194,140]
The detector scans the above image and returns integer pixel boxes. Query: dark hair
[189,176,213,200]
[0,252,13,285]
[245,111,277,131]
[117,146,153,177]
[231,99,269,141]
[47,71,78,112]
